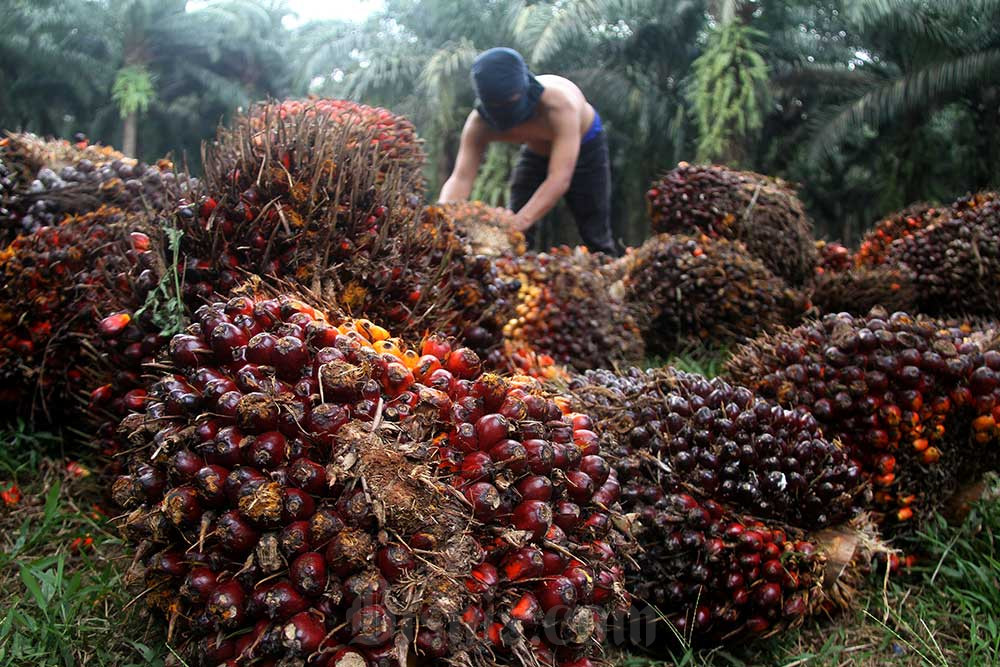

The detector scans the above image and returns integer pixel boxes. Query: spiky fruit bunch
[0,133,198,240]
[726,309,1000,533]
[884,192,1000,316]
[567,368,867,530]
[621,235,807,356]
[112,292,629,666]
[645,163,818,286]
[256,98,426,194]
[626,492,880,645]
[856,202,945,267]
[0,205,168,424]
[561,367,880,645]
[429,201,526,256]
[810,266,918,317]
[498,247,644,372]
[814,240,852,275]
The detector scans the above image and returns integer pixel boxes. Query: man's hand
[509,212,534,233]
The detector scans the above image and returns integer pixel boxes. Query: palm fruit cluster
[111,291,630,667]
[430,201,526,256]
[855,202,944,267]
[497,247,644,373]
[0,205,168,424]
[810,265,918,317]
[883,192,1000,316]
[620,234,807,356]
[187,99,521,364]
[563,367,878,645]
[814,240,852,275]
[726,309,1000,535]
[0,133,198,241]
[645,163,818,286]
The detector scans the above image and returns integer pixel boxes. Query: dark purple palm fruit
[620,234,808,357]
[566,367,869,530]
[645,163,818,286]
[727,308,1000,535]
[112,291,630,666]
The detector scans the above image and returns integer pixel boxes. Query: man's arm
[439,113,489,203]
[509,108,580,232]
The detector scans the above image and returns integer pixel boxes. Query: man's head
[471,47,544,132]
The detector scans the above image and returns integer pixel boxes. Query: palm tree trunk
[123,111,138,157]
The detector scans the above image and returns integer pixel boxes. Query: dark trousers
[509,130,622,257]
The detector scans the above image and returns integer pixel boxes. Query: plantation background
[4,0,999,248]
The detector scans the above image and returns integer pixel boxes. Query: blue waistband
[582,110,603,145]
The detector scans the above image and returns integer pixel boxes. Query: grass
[1,421,998,667]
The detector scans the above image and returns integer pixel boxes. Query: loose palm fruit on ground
[621,234,808,357]
[726,309,1000,535]
[646,163,818,286]
[429,201,526,256]
[810,265,918,317]
[855,202,945,268]
[497,247,644,372]
[565,367,868,530]
[883,192,1000,316]
[112,291,630,666]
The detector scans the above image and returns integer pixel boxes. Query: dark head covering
[471,47,544,131]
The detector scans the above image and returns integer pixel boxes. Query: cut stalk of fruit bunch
[646,163,818,286]
[112,289,630,666]
[726,308,1000,536]
[428,201,527,256]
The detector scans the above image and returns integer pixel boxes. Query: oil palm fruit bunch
[883,192,1000,316]
[726,309,1000,535]
[429,201,526,256]
[112,291,630,667]
[646,163,818,286]
[0,205,169,425]
[810,266,918,317]
[621,234,807,356]
[0,133,198,241]
[855,202,944,267]
[498,247,644,372]
[563,367,880,645]
[814,240,852,275]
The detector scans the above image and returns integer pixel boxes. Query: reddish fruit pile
[621,234,807,356]
[430,201,526,256]
[646,163,818,286]
[498,247,644,372]
[855,202,944,267]
[0,205,165,424]
[814,240,852,275]
[112,292,629,666]
[883,192,1000,316]
[726,309,1000,533]
[563,367,878,645]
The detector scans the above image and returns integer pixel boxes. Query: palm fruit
[883,192,1000,316]
[498,246,644,372]
[0,205,170,425]
[562,367,880,646]
[0,133,198,241]
[566,368,868,530]
[646,163,818,286]
[814,240,852,275]
[855,202,945,267]
[726,309,1000,535]
[621,234,808,356]
[810,265,918,317]
[112,291,630,666]
[430,201,526,256]
[189,99,520,363]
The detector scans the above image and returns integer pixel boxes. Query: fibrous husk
[430,201,526,256]
[646,163,818,286]
[809,265,919,317]
[621,234,808,356]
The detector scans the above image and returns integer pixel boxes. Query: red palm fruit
[464,482,500,521]
[537,576,577,614]
[253,580,310,620]
[517,475,553,501]
[182,566,218,602]
[327,646,369,666]
[415,628,449,658]
[445,347,481,379]
[207,580,247,629]
[224,466,266,504]
[511,592,543,625]
[554,501,581,531]
[290,552,327,596]
[489,439,528,474]
[282,611,326,655]
[350,605,394,646]
[162,486,201,525]
[465,562,500,598]
[502,546,544,582]
[376,544,415,581]
[193,465,229,505]
[216,510,261,554]
[565,471,595,503]
[523,439,554,474]
[577,455,610,486]
[512,500,553,539]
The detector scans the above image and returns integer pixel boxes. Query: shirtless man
[438,47,622,256]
